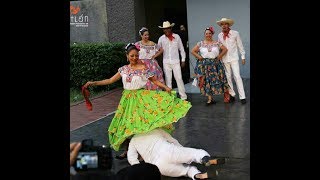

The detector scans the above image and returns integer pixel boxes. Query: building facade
[70,0,250,78]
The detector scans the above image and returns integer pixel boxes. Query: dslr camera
[73,139,112,171]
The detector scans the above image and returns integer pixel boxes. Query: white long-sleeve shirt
[157,33,186,64]
[218,29,245,63]
[127,128,182,165]
[127,128,211,179]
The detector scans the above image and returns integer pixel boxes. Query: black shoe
[206,100,216,106]
[201,156,226,166]
[229,96,235,103]
[241,99,246,104]
[194,170,219,180]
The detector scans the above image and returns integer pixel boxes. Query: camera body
[73,139,112,171]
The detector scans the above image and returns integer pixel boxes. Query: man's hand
[181,62,186,68]
[70,142,82,166]
[242,59,246,65]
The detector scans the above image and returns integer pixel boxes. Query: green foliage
[70,88,84,103]
[70,87,112,104]
[70,42,127,93]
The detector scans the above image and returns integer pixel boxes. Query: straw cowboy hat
[158,21,175,28]
[216,18,234,26]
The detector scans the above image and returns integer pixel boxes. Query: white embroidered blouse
[118,65,154,90]
[135,41,159,60]
[197,41,221,59]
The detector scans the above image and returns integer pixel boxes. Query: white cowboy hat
[216,18,234,26]
[158,21,175,28]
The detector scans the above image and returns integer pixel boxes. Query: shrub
[70,42,126,92]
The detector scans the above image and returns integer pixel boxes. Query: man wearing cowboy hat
[153,21,187,100]
[217,17,247,104]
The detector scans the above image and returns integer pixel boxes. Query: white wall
[187,0,250,78]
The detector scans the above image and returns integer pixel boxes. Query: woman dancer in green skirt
[83,43,191,157]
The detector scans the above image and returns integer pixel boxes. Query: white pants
[163,63,187,100]
[223,60,246,100]
[155,143,210,180]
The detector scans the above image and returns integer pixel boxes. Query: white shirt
[118,65,154,90]
[197,41,221,59]
[135,41,159,60]
[127,128,182,165]
[157,33,186,64]
[218,29,245,63]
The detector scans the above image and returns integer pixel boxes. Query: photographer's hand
[70,142,82,166]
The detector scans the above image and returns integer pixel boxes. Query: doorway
[144,0,190,87]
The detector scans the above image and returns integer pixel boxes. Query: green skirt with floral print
[108,89,192,151]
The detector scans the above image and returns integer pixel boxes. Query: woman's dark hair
[125,43,139,54]
[204,26,214,34]
[139,27,148,36]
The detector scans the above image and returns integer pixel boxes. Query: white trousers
[163,63,187,100]
[155,143,210,180]
[223,60,246,100]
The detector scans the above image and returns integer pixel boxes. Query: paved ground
[70,79,250,179]
[70,88,123,131]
